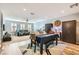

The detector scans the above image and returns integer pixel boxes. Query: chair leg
[31,41,33,47]
[45,41,54,54]
[37,43,39,47]
[45,44,47,52]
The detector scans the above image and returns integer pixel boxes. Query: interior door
[62,20,76,44]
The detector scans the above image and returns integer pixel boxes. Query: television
[45,23,53,33]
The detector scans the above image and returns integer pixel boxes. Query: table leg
[34,43,36,53]
[56,38,58,45]
[40,43,43,55]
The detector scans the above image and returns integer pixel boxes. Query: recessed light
[61,10,65,13]
[23,8,26,11]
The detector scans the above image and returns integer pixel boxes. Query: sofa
[2,32,11,42]
[16,30,30,36]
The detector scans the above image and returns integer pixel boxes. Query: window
[11,23,17,32]
[20,24,25,30]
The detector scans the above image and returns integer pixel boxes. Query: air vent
[30,12,35,15]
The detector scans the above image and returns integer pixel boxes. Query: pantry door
[62,20,76,44]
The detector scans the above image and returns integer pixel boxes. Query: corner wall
[0,11,3,49]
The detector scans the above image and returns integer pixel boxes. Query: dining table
[36,34,59,55]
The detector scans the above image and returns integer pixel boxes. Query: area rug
[19,44,47,55]
[19,41,66,55]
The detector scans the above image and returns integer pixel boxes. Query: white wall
[3,18,27,34]
[29,12,79,32]
[60,12,79,21]
[0,11,3,48]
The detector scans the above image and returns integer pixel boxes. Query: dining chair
[30,34,36,53]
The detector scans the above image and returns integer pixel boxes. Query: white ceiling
[0,3,79,21]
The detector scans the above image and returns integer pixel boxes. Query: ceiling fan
[25,12,35,22]
[70,3,79,8]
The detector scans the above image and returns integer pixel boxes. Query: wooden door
[62,20,76,44]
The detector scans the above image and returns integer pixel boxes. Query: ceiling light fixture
[70,3,79,8]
